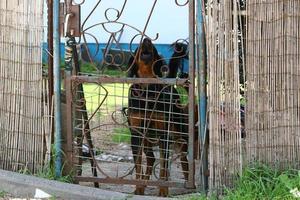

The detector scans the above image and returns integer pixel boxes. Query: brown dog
[127,38,193,196]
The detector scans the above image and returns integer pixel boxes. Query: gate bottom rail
[74,176,192,188]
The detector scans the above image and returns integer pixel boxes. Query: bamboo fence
[206,0,300,192]
[246,0,300,168]
[0,0,50,173]
[206,0,242,191]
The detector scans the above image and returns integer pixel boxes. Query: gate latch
[60,3,81,37]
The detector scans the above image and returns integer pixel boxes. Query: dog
[127,38,192,196]
[168,41,189,79]
[128,37,166,78]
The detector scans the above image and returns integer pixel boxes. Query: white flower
[290,188,300,198]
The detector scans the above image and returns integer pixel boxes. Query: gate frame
[64,0,197,190]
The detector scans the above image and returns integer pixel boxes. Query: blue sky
[46,0,189,44]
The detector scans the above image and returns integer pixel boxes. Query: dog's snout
[142,38,152,49]
[143,38,151,44]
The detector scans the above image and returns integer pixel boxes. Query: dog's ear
[153,55,166,78]
[168,49,180,78]
[167,42,189,78]
[151,45,166,78]
[127,49,138,77]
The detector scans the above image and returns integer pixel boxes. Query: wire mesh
[72,80,192,184]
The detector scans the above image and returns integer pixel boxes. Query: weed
[224,164,300,200]
[0,191,7,198]
[83,83,129,114]
[22,145,74,183]
[112,127,131,143]
[102,68,126,77]
[49,196,57,200]
[80,62,98,73]
[35,163,73,183]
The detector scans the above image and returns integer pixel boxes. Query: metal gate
[63,0,198,196]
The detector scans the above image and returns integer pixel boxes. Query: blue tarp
[43,43,176,64]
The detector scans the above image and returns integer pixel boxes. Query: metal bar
[64,36,74,182]
[72,37,99,188]
[74,177,186,188]
[71,76,189,85]
[187,0,196,189]
[53,0,62,177]
[72,76,186,85]
[197,0,208,192]
[64,0,74,182]
[47,0,54,110]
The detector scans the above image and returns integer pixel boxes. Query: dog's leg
[143,141,155,181]
[180,143,189,180]
[158,139,169,197]
[131,132,145,195]
[129,111,145,195]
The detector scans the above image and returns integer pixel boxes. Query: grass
[19,146,73,183]
[43,61,127,77]
[223,164,300,200]
[83,83,129,112]
[102,68,126,77]
[0,191,7,198]
[80,63,127,77]
[35,163,73,183]
[177,165,300,200]
[83,83,129,113]
[111,127,131,143]
[82,82,189,115]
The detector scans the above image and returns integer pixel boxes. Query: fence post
[196,0,208,193]
[187,0,196,189]
[53,0,62,177]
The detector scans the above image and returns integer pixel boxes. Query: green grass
[43,61,127,77]
[0,191,7,198]
[77,62,127,77]
[224,164,300,200]
[178,165,300,200]
[102,68,126,77]
[111,127,131,143]
[83,83,129,113]
[19,146,73,183]
[35,163,73,183]
[80,62,97,73]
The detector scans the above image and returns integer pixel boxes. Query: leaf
[278,174,293,189]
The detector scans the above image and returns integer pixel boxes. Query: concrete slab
[0,169,170,200]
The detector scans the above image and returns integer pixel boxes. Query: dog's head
[128,38,165,78]
[167,41,189,78]
[138,38,158,64]
[171,42,189,59]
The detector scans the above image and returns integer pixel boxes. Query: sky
[46,0,189,44]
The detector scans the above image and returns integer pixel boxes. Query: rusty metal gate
[62,0,198,196]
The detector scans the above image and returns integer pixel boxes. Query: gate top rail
[71,76,189,85]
